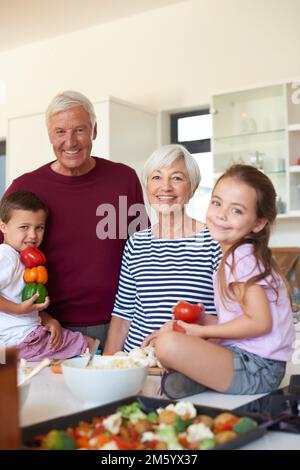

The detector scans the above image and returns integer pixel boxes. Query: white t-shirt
[0,244,40,346]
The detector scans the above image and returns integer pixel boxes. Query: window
[171,110,212,221]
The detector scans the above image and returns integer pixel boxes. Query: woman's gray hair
[142,144,201,194]
[45,90,96,130]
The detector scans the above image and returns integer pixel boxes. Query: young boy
[0,190,94,360]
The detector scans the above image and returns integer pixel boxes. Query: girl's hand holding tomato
[172,300,204,333]
[173,300,204,323]
[174,320,207,337]
[173,322,186,333]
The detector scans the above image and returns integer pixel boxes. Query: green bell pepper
[22,282,48,304]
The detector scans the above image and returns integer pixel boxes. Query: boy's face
[0,209,46,252]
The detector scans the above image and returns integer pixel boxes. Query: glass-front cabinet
[211,82,300,217]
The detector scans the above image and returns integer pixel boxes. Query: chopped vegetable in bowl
[87,358,144,369]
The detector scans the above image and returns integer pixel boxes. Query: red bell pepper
[111,435,137,450]
[216,417,241,432]
[20,247,46,268]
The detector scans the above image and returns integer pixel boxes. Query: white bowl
[18,368,31,408]
[61,356,148,408]
[19,382,31,409]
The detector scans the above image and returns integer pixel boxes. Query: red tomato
[173,322,186,333]
[173,301,203,323]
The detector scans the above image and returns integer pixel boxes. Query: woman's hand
[141,330,159,348]
[142,320,176,347]
[159,320,176,334]
[43,317,62,350]
[18,295,50,314]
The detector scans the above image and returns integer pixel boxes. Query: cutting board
[148,367,165,376]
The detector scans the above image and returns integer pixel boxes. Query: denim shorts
[224,346,286,395]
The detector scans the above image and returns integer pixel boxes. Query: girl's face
[206,177,267,252]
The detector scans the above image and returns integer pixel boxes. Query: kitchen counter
[20,355,300,450]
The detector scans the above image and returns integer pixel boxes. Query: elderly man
[2,91,147,346]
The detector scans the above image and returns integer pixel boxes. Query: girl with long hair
[156,164,295,397]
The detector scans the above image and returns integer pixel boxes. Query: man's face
[48,106,96,176]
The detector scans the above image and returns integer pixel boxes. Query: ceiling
[0,0,186,53]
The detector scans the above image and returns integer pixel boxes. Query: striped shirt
[112,227,221,352]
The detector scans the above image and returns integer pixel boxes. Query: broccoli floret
[41,430,76,450]
[198,438,216,450]
[173,416,193,433]
[233,416,258,434]
[117,402,141,419]
[147,411,158,423]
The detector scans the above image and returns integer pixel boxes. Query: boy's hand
[43,318,62,350]
[18,295,50,314]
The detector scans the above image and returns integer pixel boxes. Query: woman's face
[146,158,192,215]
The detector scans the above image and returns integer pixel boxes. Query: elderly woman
[104,144,221,353]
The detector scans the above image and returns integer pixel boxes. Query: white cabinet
[287,83,300,214]
[92,97,157,177]
[6,96,157,186]
[211,82,300,217]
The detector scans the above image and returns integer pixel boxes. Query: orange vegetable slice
[51,364,62,374]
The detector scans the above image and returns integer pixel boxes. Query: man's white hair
[45,90,96,130]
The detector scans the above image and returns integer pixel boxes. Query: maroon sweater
[2,158,147,326]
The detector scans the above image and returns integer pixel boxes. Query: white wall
[1,0,300,135]
[0,0,300,244]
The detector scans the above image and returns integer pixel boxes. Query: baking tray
[234,377,300,435]
[22,395,268,450]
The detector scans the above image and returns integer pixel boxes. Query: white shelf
[277,212,300,219]
[212,82,300,219]
[214,129,285,140]
[214,129,286,147]
[290,165,300,173]
[288,124,300,132]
